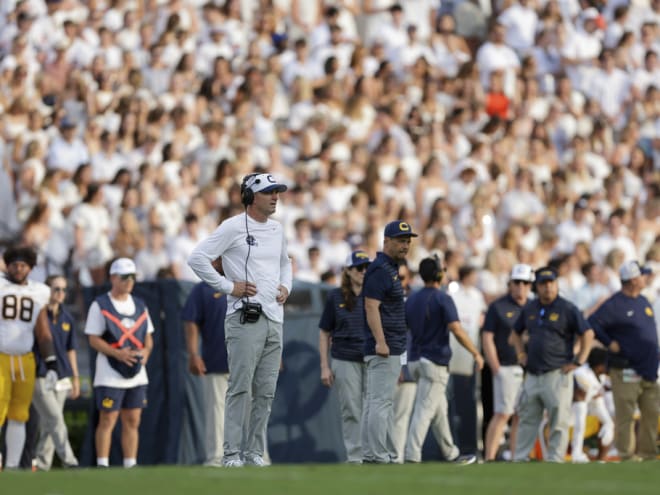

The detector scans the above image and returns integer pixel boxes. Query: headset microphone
[240,173,260,206]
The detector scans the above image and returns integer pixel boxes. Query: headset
[431,253,444,282]
[240,173,261,206]
[237,173,262,322]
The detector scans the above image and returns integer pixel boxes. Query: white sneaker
[223,458,244,468]
[244,455,267,467]
[572,453,590,464]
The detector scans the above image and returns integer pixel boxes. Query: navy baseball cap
[535,266,558,283]
[384,220,418,238]
[345,250,370,268]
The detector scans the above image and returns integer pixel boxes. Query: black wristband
[572,357,582,367]
[45,355,58,372]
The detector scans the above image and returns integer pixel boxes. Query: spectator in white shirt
[475,21,520,97]
[135,226,172,281]
[604,5,630,49]
[586,49,631,127]
[560,8,603,94]
[572,261,611,317]
[46,116,89,177]
[90,130,126,184]
[402,0,440,43]
[391,24,436,78]
[380,4,409,59]
[591,209,639,266]
[281,38,323,89]
[556,197,594,255]
[498,0,538,56]
[312,23,354,76]
[170,213,206,282]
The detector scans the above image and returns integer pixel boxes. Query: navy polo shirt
[362,252,407,356]
[319,288,366,362]
[515,296,589,375]
[405,287,459,366]
[589,292,659,382]
[181,282,229,374]
[482,294,526,366]
[34,308,76,378]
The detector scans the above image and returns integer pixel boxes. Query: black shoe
[452,454,477,466]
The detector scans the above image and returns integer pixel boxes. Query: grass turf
[1,462,659,495]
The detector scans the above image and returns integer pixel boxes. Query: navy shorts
[95,385,148,411]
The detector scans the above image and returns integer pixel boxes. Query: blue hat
[60,115,76,129]
[345,250,370,268]
[535,266,558,283]
[384,220,418,238]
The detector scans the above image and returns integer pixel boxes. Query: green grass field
[2,462,660,495]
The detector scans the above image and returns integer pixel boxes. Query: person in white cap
[482,263,534,461]
[588,260,659,461]
[318,250,370,463]
[187,172,292,467]
[84,257,155,468]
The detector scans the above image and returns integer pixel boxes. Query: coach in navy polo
[511,266,594,463]
[589,261,659,461]
[362,220,417,463]
[182,280,229,466]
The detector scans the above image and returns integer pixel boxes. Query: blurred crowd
[0,0,658,315]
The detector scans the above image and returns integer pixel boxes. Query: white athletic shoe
[244,454,267,467]
[572,452,590,464]
[223,458,244,468]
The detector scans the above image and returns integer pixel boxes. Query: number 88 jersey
[0,276,50,355]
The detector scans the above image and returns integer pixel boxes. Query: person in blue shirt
[319,250,370,463]
[511,266,594,463]
[31,275,80,471]
[588,260,659,461]
[362,220,416,464]
[482,263,534,461]
[404,256,483,464]
[182,270,229,467]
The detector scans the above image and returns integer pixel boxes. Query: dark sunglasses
[51,287,67,292]
[119,274,136,281]
[354,264,370,272]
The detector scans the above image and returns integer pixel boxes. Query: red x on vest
[101,310,147,349]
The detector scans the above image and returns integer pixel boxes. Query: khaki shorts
[493,364,524,415]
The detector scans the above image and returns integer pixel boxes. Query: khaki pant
[405,359,459,462]
[514,369,574,462]
[362,355,401,463]
[331,359,367,463]
[223,312,282,462]
[610,368,660,460]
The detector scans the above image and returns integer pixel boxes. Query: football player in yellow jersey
[0,246,57,469]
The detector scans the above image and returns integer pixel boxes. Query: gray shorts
[492,365,524,415]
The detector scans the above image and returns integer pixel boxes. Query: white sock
[5,420,26,468]
[572,401,587,455]
[123,458,137,468]
[97,457,109,467]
